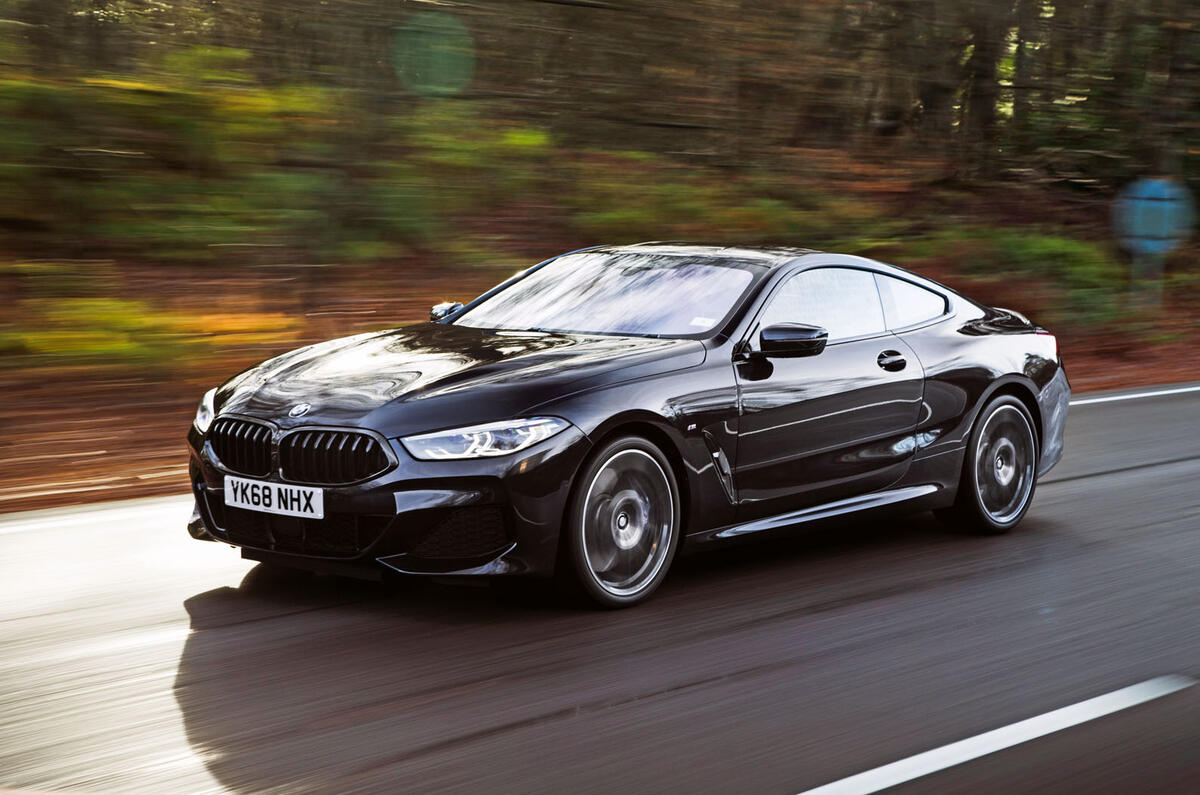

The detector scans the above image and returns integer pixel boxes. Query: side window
[874,274,947,329]
[758,267,886,342]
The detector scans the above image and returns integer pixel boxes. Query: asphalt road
[2,384,1198,794]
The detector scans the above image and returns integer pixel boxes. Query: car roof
[581,242,945,289]
[586,242,822,269]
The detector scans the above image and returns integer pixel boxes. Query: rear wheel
[936,395,1038,534]
[561,436,681,608]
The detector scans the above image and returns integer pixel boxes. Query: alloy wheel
[972,404,1036,525]
[580,448,676,599]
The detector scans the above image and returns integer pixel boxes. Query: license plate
[224,475,324,519]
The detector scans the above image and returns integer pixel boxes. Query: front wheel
[936,395,1039,534]
[561,436,681,608]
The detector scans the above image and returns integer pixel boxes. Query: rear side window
[874,274,947,329]
[758,267,886,341]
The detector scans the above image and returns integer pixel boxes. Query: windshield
[453,251,761,337]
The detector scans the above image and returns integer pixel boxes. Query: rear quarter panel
[894,302,1062,489]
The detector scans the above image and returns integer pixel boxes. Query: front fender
[536,363,742,536]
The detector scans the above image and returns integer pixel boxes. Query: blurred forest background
[1,0,1198,510]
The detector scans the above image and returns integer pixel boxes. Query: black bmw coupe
[187,243,1069,607]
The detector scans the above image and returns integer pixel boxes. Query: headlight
[193,388,217,434]
[401,417,570,460]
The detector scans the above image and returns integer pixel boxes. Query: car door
[733,266,924,520]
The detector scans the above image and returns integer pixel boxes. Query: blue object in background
[1112,177,1196,257]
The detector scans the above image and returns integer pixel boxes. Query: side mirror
[430,301,463,322]
[758,323,828,358]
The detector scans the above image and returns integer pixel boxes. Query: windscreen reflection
[454,252,758,337]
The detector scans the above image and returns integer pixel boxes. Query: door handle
[877,350,906,371]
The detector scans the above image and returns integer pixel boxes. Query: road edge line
[1070,384,1200,406]
[796,675,1196,795]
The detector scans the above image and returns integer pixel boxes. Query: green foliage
[909,227,1128,329]
[4,297,203,369]
[1,285,301,371]
[160,47,254,85]
[565,156,824,244]
[0,24,1190,375]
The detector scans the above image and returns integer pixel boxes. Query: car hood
[216,322,706,437]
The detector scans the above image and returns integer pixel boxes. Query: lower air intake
[408,506,511,560]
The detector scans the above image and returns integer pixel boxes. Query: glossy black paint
[757,323,828,357]
[187,244,1069,579]
[734,333,924,517]
[212,323,706,439]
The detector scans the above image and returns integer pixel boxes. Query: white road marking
[1070,384,1200,406]
[0,496,192,536]
[797,675,1195,795]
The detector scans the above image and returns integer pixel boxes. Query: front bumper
[188,424,591,578]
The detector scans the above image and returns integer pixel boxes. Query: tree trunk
[21,0,72,74]
[912,0,965,150]
[964,0,1008,147]
[1012,0,1035,150]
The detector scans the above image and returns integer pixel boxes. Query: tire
[559,435,682,608]
[935,395,1039,535]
